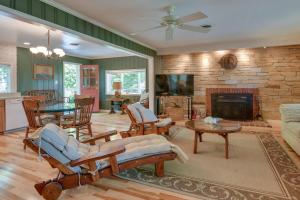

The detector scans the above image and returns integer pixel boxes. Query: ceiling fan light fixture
[130,5,210,41]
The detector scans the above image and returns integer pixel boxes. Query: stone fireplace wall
[155,45,300,119]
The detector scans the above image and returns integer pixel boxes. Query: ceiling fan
[130,5,211,41]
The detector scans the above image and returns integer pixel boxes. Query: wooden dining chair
[23,95,58,123]
[74,94,91,99]
[61,94,92,120]
[61,97,95,140]
[22,99,42,150]
[23,95,47,103]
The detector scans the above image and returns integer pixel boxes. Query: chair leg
[87,124,92,137]
[24,127,29,150]
[76,128,79,140]
[165,129,169,136]
[155,161,164,177]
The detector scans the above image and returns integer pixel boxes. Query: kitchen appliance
[5,98,28,131]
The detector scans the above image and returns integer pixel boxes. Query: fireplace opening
[211,93,253,120]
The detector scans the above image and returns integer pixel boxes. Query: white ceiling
[51,0,300,55]
[0,13,134,59]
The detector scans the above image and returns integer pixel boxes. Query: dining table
[39,102,76,113]
[39,102,76,125]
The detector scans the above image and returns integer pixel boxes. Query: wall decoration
[33,64,54,80]
[219,54,238,69]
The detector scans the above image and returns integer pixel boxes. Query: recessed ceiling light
[23,42,30,45]
[70,43,80,46]
[201,24,212,28]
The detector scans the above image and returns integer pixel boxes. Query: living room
[0,1,299,200]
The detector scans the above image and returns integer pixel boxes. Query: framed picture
[33,64,54,80]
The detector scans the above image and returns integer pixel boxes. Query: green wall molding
[0,0,156,56]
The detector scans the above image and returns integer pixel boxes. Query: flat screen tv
[155,74,194,96]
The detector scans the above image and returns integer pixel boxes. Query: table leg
[55,112,62,126]
[109,101,115,114]
[198,132,203,142]
[120,102,126,115]
[194,131,203,154]
[220,133,229,159]
[194,131,198,154]
[225,134,229,159]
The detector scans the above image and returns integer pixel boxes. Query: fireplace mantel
[206,88,259,119]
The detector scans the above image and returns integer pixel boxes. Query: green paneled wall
[0,0,156,56]
[17,47,148,110]
[91,56,148,109]
[17,47,91,96]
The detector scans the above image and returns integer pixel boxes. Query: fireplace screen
[211,93,253,120]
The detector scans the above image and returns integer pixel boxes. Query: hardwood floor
[0,112,299,200]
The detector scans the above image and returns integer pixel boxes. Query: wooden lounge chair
[124,103,175,137]
[23,124,181,200]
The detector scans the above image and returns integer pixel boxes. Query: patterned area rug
[118,133,300,200]
[223,120,272,128]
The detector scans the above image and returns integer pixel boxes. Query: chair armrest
[136,121,159,128]
[69,144,125,167]
[139,121,159,125]
[81,130,117,144]
[158,114,169,119]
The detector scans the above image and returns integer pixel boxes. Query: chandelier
[30,30,65,58]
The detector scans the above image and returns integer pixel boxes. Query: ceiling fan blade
[166,26,174,41]
[177,11,207,24]
[178,24,210,33]
[130,25,165,36]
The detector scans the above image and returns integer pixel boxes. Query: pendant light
[30,30,65,58]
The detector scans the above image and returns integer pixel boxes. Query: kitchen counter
[0,92,21,100]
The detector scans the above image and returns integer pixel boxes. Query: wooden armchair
[22,99,61,150]
[23,125,177,200]
[22,99,43,150]
[61,97,94,140]
[124,103,175,137]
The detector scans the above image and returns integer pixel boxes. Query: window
[0,64,11,93]
[106,69,146,95]
[63,62,81,102]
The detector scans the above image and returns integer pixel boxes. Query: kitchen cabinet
[0,100,5,134]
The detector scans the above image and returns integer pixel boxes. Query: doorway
[63,62,80,102]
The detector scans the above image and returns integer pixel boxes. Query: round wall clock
[219,54,238,69]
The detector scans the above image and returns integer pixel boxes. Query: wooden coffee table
[185,120,241,159]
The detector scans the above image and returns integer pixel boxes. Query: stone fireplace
[206,88,259,120]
